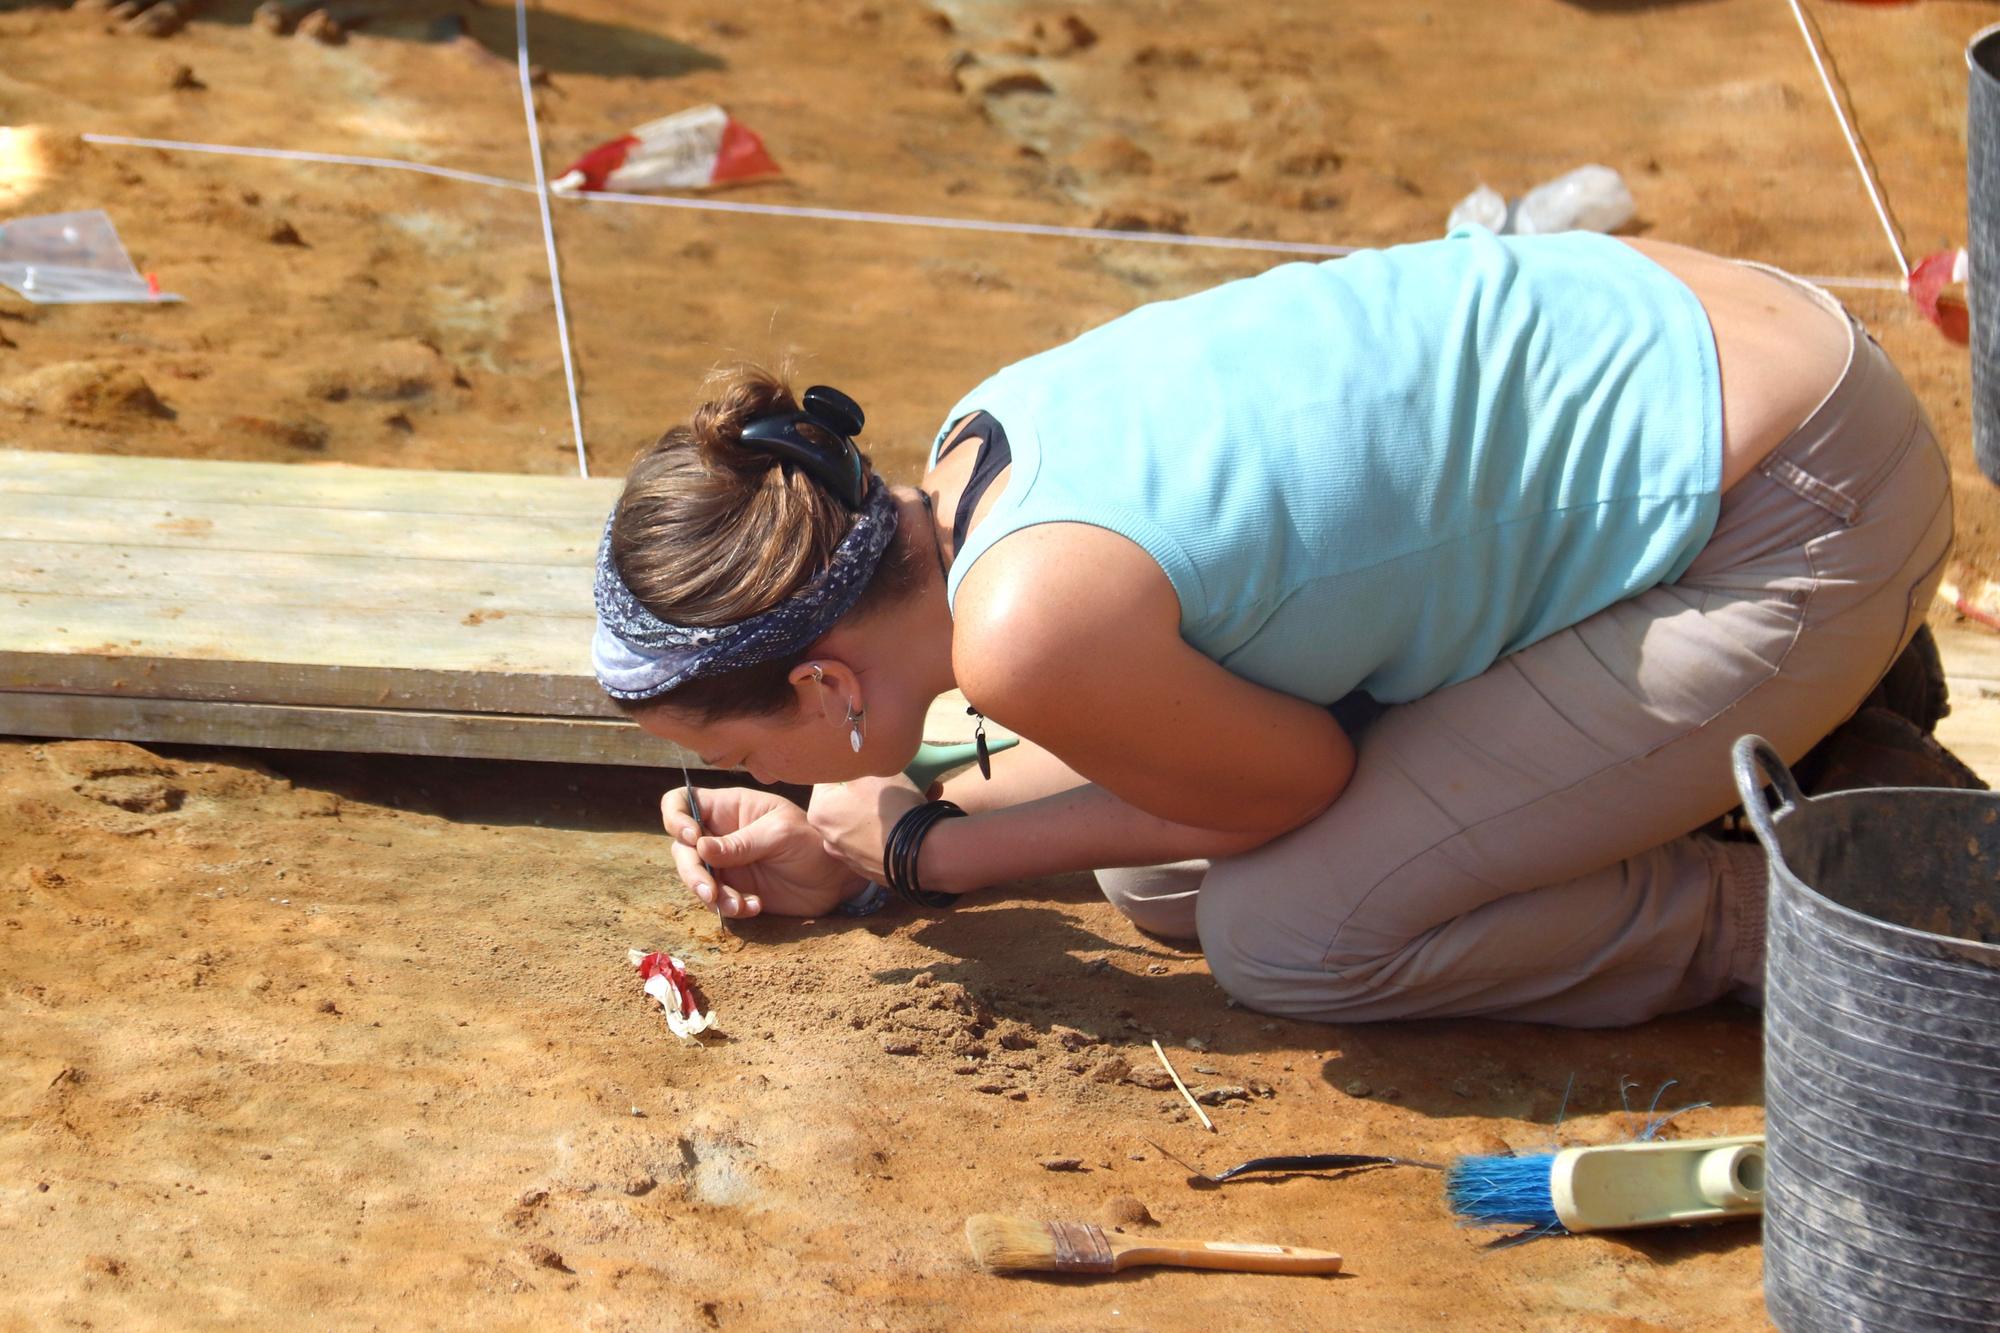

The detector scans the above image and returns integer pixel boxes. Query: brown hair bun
[686,368,800,481]
[605,362,923,719]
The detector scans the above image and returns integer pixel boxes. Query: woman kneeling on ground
[592,226,1966,1028]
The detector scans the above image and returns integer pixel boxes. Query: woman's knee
[1095,860,1204,941]
[1193,849,1455,1022]
[1199,925,1391,1022]
[1197,923,1294,1015]
[1194,865,1370,1018]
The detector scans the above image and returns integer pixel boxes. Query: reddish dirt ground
[2,0,1994,1327]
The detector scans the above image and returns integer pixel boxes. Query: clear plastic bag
[0,209,181,304]
[1510,165,1634,236]
[1445,165,1634,238]
[1446,184,1509,234]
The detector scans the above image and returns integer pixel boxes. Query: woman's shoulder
[950,519,1186,719]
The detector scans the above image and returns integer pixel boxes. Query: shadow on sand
[2,1,725,80]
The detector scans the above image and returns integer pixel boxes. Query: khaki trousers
[1098,287,1954,1027]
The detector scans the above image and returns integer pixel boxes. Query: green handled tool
[904,736,1018,791]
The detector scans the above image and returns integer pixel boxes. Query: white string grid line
[78,132,1905,292]
[79,132,538,193]
[511,0,589,478]
[1792,274,1904,291]
[577,187,1358,256]
[1785,0,1911,278]
[1784,0,1985,622]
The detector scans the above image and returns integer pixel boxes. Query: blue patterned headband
[591,475,900,702]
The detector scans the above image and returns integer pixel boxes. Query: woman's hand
[806,775,927,884]
[661,786,866,919]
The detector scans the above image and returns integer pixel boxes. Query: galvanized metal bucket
[1733,735,2000,1332]
[1967,24,2000,482]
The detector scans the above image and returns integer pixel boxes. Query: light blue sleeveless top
[929,227,1722,705]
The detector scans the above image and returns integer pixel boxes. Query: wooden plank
[1,453,608,715]
[1,539,593,616]
[0,691,1004,770]
[0,449,1007,767]
[1,650,613,717]
[0,691,686,768]
[1,492,600,565]
[3,592,593,672]
[0,449,621,518]
[4,596,1015,725]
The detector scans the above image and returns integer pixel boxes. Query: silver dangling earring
[846,702,865,753]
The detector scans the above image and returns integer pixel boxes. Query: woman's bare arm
[918,781,1280,894]
[925,738,1270,892]
[922,520,1355,887]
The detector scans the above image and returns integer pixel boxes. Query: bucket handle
[1730,733,1805,858]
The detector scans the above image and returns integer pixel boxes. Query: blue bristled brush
[1446,1152,1570,1234]
[1444,1135,1766,1235]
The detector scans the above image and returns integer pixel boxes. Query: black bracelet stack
[884,799,966,908]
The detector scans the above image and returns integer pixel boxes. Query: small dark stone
[524,1243,570,1272]
[1105,1196,1156,1228]
[981,70,1054,97]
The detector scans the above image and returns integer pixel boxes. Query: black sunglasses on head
[737,385,868,510]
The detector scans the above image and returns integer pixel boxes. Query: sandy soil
[2,0,1996,1326]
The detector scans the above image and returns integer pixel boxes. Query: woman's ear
[790,659,859,726]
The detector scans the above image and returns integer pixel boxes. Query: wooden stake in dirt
[1152,1039,1216,1133]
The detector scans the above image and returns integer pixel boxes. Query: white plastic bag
[0,210,180,304]
[1446,184,1509,234]
[1510,165,1635,236]
[1445,166,1634,238]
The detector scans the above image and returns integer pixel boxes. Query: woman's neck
[842,488,960,702]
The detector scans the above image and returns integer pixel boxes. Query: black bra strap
[945,411,1013,559]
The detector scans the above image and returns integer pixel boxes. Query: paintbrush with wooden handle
[965,1214,1342,1277]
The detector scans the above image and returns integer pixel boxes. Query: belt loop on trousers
[1756,452,1863,525]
